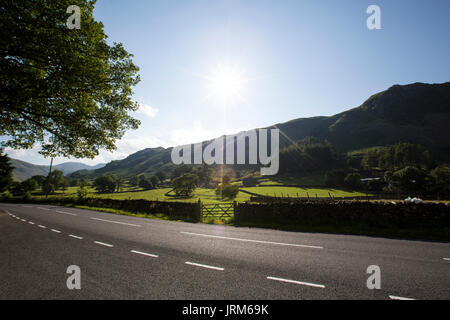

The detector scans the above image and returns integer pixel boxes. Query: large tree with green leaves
[0,150,14,193]
[0,0,141,158]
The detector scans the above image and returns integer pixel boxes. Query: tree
[11,181,25,196]
[172,173,198,197]
[31,175,47,188]
[344,173,362,190]
[47,170,65,190]
[155,171,166,182]
[115,176,125,192]
[0,150,14,193]
[93,175,116,193]
[0,1,140,158]
[21,178,39,193]
[390,166,429,193]
[150,175,160,187]
[42,181,55,195]
[129,175,139,187]
[325,170,346,187]
[138,176,153,190]
[61,178,69,192]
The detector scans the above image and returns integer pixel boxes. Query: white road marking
[28,222,35,225]
[267,276,325,289]
[90,217,141,227]
[443,258,450,261]
[22,205,33,208]
[51,229,61,233]
[38,207,51,211]
[55,210,77,216]
[181,231,323,249]
[69,234,83,240]
[21,219,26,222]
[38,225,47,229]
[131,250,159,258]
[185,261,224,271]
[94,241,114,247]
[389,295,416,300]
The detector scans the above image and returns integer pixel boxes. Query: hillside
[71,82,450,179]
[9,158,106,181]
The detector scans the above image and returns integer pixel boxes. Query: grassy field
[32,184,366,203]
[240,186,367,198]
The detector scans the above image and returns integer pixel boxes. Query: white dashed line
[185,261,224,271]
[38,207,51,211]
[181,231,323,249]
[267,276,325,289]
[131,250,159,258]
[28,222,35,225]
[51,229,61,233]
[389,295,416,300]
[94,241,114,247]
[69,234,83,240]
[21,219,26,222]
[38,225,47,229]
[90,217,141,227]
[443,258,450,261]
[55,210,77,216]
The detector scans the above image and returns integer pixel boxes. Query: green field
[241,186,367,198]
[32,184,366,203]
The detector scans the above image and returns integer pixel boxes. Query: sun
[204,63,247,104]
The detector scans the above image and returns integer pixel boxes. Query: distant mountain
[53,162,105,175]
[9,159,49,182]
[70,82,450,179]
[9,158,106,181]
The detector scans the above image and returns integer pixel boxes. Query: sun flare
[204,63,247,104]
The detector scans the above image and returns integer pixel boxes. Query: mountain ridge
[9,158,106,181]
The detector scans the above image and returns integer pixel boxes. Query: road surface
[1,202,449,300]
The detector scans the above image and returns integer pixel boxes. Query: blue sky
[5,0,450,165]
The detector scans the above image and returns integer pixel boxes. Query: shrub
[172,173,198,197]
[216,184,240,200]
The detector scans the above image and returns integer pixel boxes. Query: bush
[93,175,116,193]
[216,184,240,200]
[23,191,32,201]
[77,186,89,199]
[172,173,198,197]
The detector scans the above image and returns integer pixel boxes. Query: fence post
[198,198,202,222]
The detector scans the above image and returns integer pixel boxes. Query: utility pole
[45,157,54,198]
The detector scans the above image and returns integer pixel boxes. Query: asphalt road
[1,202,449,300]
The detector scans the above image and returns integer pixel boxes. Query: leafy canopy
[0,0,141,158]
